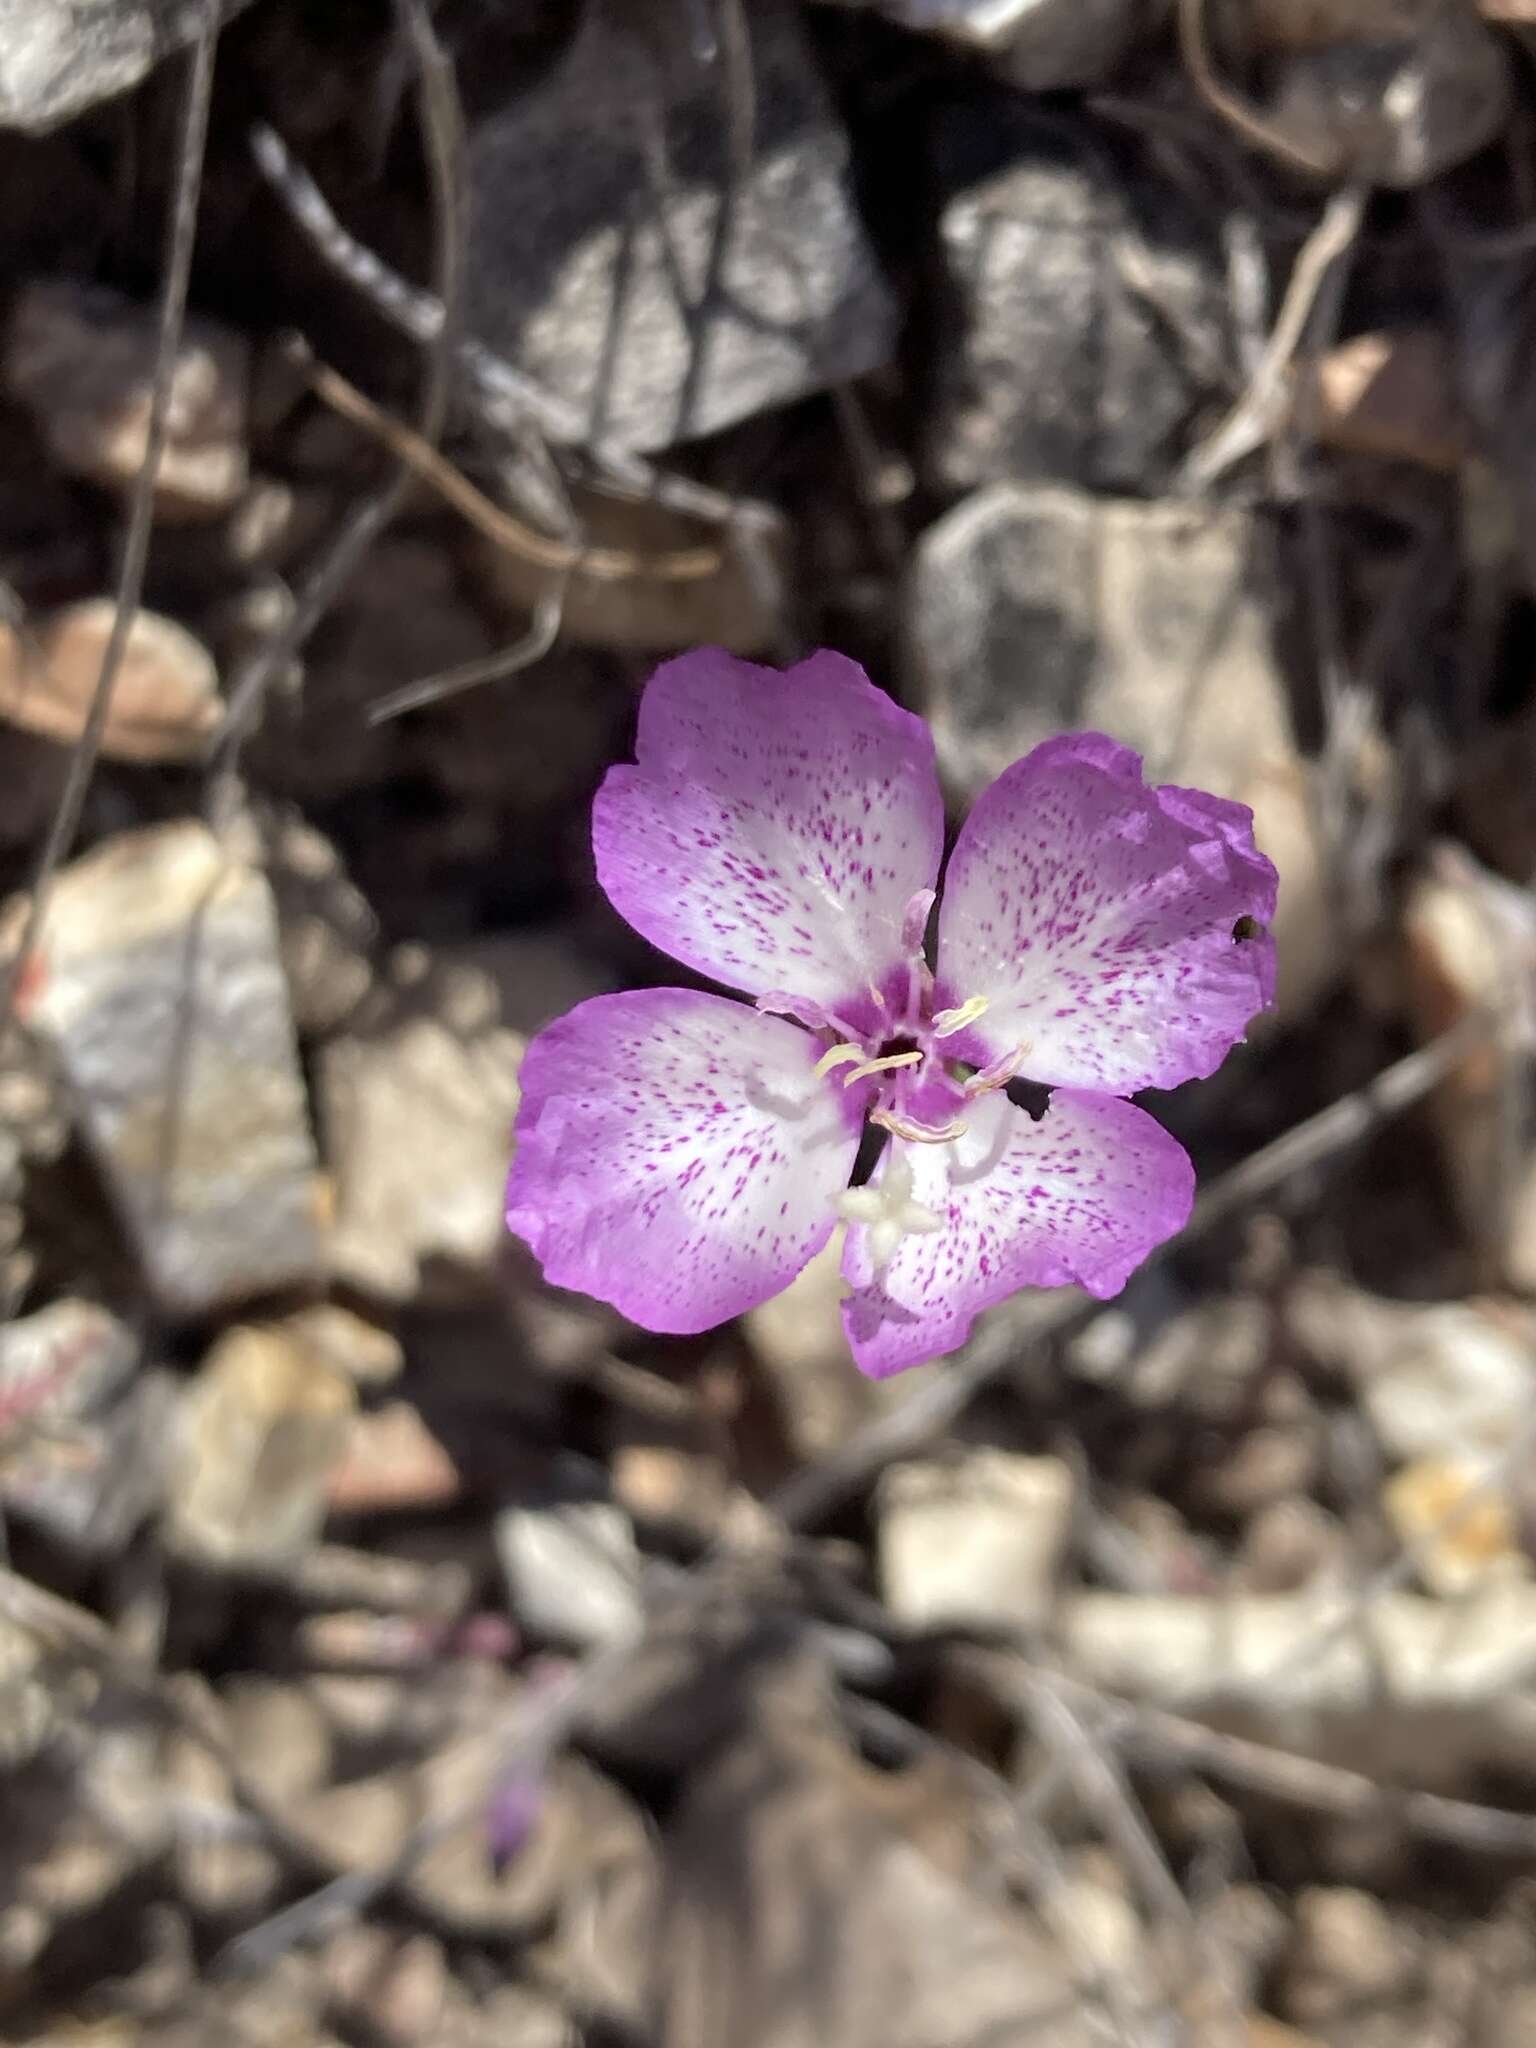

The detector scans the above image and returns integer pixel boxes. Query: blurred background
[3,0,1536,2042]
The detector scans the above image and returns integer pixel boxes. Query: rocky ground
[4,0,1536,2043]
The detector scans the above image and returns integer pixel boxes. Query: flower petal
[936,732,1279,1094]
[594,648,944,1009]
[840,1087,1193,1379]
[506,988,862,1333]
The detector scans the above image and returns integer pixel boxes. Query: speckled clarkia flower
[506,649,1277,1378]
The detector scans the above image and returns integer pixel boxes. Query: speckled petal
[593,649,944,1007]
[936,732,1279,1094]
[506,989,862,1333]
[840,1087,1194,1379]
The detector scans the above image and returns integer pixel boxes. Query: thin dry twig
[969,1654,1536,1861]
[1022,1675,1250,2048]
[208,0,466,776]
[1175,182,1367,495]
[1176,0,1331,179]
[365,587,565,724]
[291,342,721,586]
[0,1,218,1029]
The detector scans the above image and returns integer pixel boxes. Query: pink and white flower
[506,649,1277,1378]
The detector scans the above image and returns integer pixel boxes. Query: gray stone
[13,820,326,1314]
[926,108,1226,497]
[4,278,249,519]
[905,482,1334,1021]
[464,0,894,453]
[0,0,256,133]
[820,0,1144,90]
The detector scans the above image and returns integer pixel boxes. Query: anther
[870,1105,968,1145]
[963,1038,1032,1096]
[931,994,990,1039]
[840,1049,924,1088]
[813,1041,867,1080]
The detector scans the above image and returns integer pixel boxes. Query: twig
[365,586,564,723]
[292,342,721,585]
[1176,0,1331,179]
[969,1654,1536,1860]
[207,0,466,781]
[1023,1675,1250,2048]
[1175,182,1367,495]
[0,1,218,1029]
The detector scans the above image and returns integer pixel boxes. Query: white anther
[837,1154,944,1271]
[813,1041,867,1080]
[870,1105,968,1145]
[840,1049,924,1088]
[962,1037,1032,1096]
[931,994,990,1039]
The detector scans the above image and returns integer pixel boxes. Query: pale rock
[879,1450,1075,1634]
[0,600,220,762]
[259,810,377,1038]
[0,1297,137,1426]
[1383,1451,1528,1597]
[1056,1581,1536,1781]
[1233,1498,1348,1593]
[1401,850,1536,1289]
[0,0,257,132]
[463,0,894,452]
[818,0,1144,87]
[275,1302,403,1388]
[1289,1274,1536,1461]
[1278,1886,1418,2029]
[13,820,326,1314]
[4,278,248,518]
[1191,1422,1319,1520]
[496,1497,641,1650]
[906,485,1330,1020]
[320,952,523,1304]
[167,1322,357,1565]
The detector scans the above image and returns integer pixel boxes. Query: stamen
[931,994,990,1039]
[840,1049,923,1088]
[963,1038,1032,1096]
[871,1105,968,1145]
[813,1041,867,1080]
